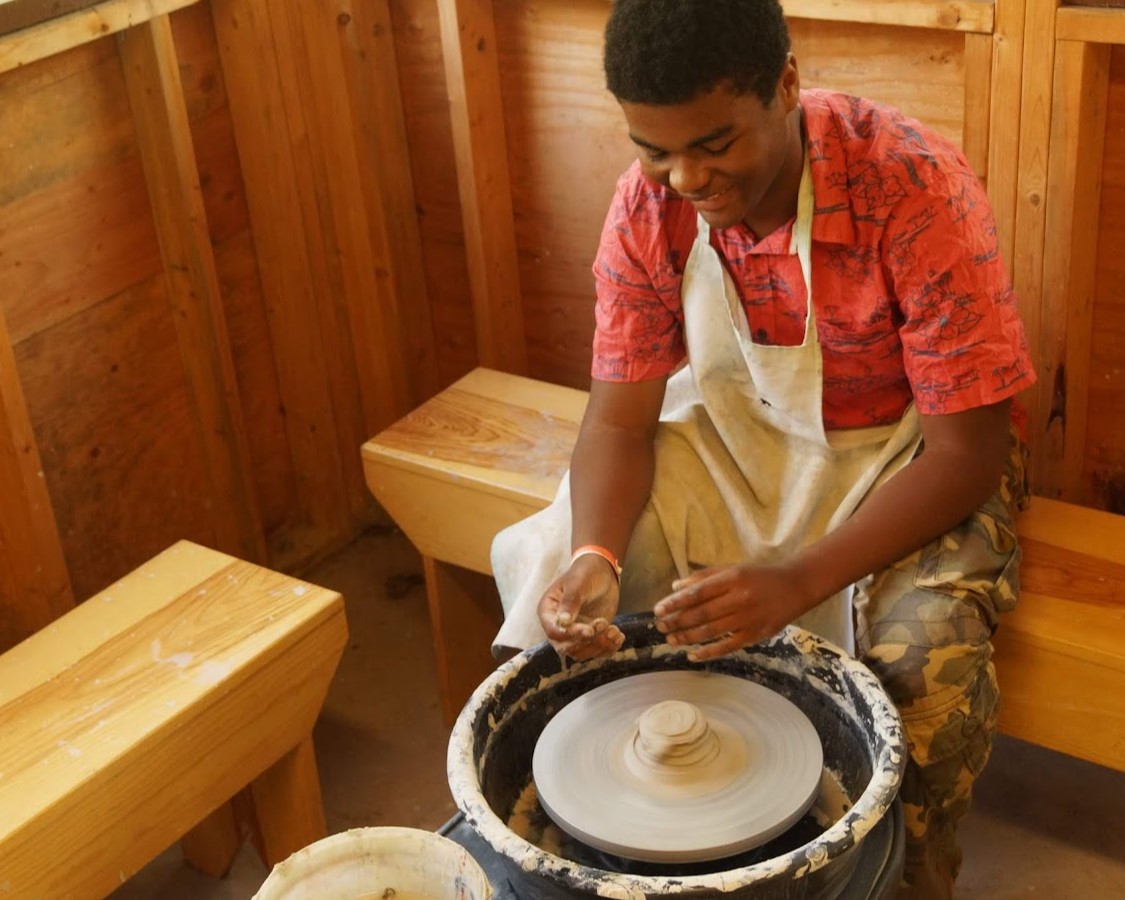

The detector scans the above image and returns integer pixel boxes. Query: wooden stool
[0,541,347,898]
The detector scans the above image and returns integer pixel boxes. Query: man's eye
[702,140,735,157]
[645,150,668,163]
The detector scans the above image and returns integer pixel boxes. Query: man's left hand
[653,563,818,661]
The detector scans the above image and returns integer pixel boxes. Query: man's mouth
[689,185,734,212]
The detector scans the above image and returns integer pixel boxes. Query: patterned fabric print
[852,436,1029,898]
[591,89,1037,429]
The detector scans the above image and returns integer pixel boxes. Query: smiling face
[619,57,802,234]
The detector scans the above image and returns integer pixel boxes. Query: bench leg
[422,557,504,727]
[243,735,328,869]
[181,799,244,877]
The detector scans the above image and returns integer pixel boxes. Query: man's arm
[538,376,666,658]
[788,398,1011,603]
[654,398,1012,659]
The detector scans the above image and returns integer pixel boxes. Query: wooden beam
[1037,40,1111,502]
[0,0,199,74]
[0,312,73,650]
[783,0,994,33]
[962,31,993,181]
[988,0,1028,273]
[118,15,267,563]
[0,0,101,37]
[211,0,352,551]
[436,0,528,374]
[1011,0,1061,489]
[1056,6,1125,46]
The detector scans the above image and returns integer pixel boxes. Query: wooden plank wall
[0,0,436,649]
[3,0,1125,645]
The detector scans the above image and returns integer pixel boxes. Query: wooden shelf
[1057,5,1125,43]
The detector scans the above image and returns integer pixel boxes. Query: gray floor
[112,525,1125,899]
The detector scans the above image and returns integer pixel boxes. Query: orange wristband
[571,544,622,581]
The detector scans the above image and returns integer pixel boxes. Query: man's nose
[668,157,708,197]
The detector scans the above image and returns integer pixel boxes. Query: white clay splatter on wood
[195,661,231,685]
[151,639,193,668]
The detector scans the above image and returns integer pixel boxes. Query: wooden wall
[2,0,1124,648]
[0,0,438,649]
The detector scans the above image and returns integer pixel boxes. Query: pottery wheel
[532,670,823,864]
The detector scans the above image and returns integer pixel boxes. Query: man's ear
[777,53,800,112]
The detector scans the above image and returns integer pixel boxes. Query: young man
[490,1,1036,896]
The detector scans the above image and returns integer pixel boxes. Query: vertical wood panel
[262,0,407,529]
[963,31,993,180]
[341,0,440,404]
[0,312,73,650]
[1012,0,1061,487]
[1086,47,1125,512]
[390,0,479,388]
[436,0,527,374]
[210,0,352,549]
[1039,40,1111,502]
[988,0,1028,272]
[118,15,266,562]
[273,0,416,428]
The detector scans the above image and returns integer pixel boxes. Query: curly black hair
[604,0,791,106]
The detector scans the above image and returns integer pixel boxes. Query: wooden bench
[0,541,347,898]
[363,367,1125,774]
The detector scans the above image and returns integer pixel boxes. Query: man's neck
[742,106,806,241]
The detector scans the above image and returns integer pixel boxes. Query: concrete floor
[112,524,1125,899]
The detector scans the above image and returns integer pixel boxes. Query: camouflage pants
[853,434,1028,900]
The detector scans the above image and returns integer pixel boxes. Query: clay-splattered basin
[447,615,905,899]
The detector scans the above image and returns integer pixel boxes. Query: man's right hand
[538,553,626,660]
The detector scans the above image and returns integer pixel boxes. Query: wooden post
[422,556,503,727]
[987,0,1029,272]
[0,313,73,650]
[118,16,267,563]
[1037,40,1111,502]
[1011,0,1061,488]
[246,735,328,867]
[962,31,993,182]
[436,0,528,374]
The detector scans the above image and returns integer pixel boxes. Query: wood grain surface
[0,541,346,897]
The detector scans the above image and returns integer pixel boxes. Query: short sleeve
[591,169,687,382]
[883,163,1036,415]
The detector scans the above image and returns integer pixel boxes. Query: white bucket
[252,826,493,900]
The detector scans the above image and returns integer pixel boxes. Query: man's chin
[696,205,746,231]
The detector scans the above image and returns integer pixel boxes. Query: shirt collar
[801,90,858,246]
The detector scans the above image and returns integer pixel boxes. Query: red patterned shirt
[592,89,1036,429]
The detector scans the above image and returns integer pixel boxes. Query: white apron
[492,148,923,655]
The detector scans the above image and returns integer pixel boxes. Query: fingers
[555,623,625,662]
[684,630,752,662]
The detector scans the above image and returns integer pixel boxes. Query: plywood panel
[1086,47,1125,513]
[14,276,218,601]
[791,20,967,145]
[493,1,969,387]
